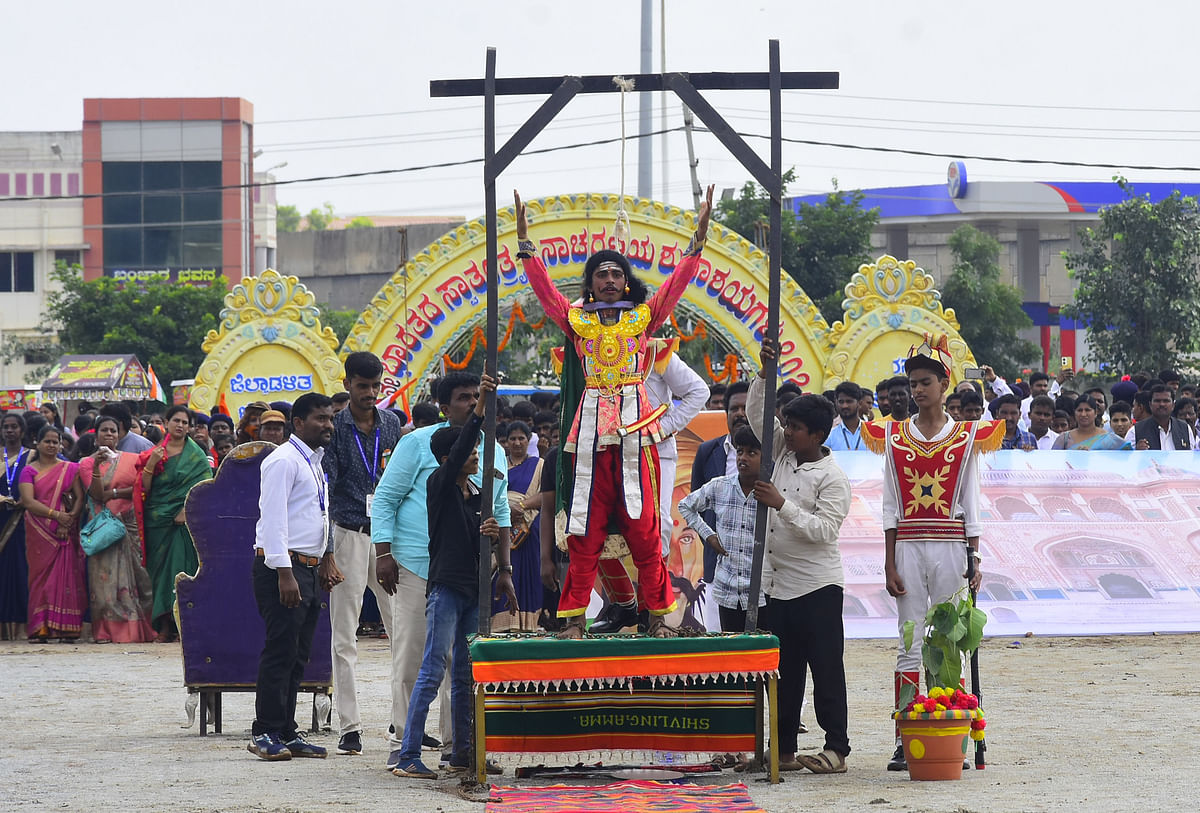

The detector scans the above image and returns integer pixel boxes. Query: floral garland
[704,353,742,384]
[442,304,547,370]
[669,313,708,343]
[893,686,986,740]
[666,315,740,384]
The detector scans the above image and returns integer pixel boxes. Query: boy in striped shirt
[678,425,764,633]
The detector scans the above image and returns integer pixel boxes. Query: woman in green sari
[135,405,212,642]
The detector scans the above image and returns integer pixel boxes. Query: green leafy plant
[899,586,986,708]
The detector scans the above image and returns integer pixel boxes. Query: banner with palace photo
[666,421,1200,638]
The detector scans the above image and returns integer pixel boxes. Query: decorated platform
[470,633,781,784]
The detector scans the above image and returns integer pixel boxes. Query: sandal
[794,749,847,774]
[733,756,762,773]
[644,614,678,638]
[555,615,586,640]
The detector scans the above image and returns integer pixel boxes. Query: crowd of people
[2,185,1194,774]
[1,349,1194,768]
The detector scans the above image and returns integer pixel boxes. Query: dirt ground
[2,632,1194,813]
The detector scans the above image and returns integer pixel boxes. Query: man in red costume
[861,335,1003,772]
[514,186,714,637]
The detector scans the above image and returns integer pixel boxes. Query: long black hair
[582,250,649,305]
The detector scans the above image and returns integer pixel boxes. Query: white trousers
[659,456,676,558]
[329,526,450,747]
[894,540,968,673]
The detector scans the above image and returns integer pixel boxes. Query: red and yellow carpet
[486,780,765,813]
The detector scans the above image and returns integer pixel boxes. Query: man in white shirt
[643,350,710,556]
[748,339,853,774]
[248,393,340,762]
[691,381,750,585]
[1027,395,1059,450]
[589,349,708,634]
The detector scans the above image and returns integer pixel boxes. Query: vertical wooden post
[479,47,498,636]
[744,39,783,633]
[768,675,780,783]
[475,686,488,785]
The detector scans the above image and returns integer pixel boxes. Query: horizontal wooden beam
[431,70,838,98]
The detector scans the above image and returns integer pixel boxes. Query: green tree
[346,216,375,229]
[33,262,226,386]
[306,202,336,231]
[319,306,361,345]
[276,204,302,233]
[715,171,880,322]
[1063,181,1200,374]
[941,225,1039,378]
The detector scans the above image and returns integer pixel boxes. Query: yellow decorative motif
[568,304,650,340]
[343,194,831,401]
[823,255,976,390]
[202,268,339,354]
[904,466,950,516]
[570,305,650,396]
[189,269,344,416]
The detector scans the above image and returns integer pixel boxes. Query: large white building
[0,131,86,386]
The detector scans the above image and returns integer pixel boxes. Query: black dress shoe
[588,602,639,634]
[422,733,442,750]
[886,744,907,771]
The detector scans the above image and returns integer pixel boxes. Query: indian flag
[147,364,165,403]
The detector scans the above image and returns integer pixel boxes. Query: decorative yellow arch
[341,194,831,405]
[189,269,344,417]
[823,255,976,389]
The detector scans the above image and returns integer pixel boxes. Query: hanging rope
[611,76,635,247]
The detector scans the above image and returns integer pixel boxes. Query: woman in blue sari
[491,421,543,632]
[1,413,31,640]
[1051,396,1128,450]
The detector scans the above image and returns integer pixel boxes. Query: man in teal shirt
[371,371,510,770]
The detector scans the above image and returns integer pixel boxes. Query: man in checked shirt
[677,424,764,633]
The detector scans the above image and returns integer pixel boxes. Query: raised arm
[747,337,786,454]
[647,184,715,331]
[514,191,571,333]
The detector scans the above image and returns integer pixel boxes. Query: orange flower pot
[898,716,970,781]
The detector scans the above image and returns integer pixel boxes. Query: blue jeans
[397,583,474,762]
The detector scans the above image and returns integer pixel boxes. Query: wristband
[497,564,513,573]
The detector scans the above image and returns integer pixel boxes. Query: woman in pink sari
[18,424,85,641]
[79,416,155,643]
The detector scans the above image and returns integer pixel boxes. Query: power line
[717,129,1200,173]
[7,126,1200,209]
[785,89,1200,115]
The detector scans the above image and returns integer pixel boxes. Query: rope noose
[611,76,635,249]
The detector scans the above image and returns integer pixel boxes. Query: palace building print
[833,452,1200,637]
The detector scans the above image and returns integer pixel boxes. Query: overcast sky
[6,0,1200,220]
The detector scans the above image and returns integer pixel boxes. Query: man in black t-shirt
[390,375,517,779]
